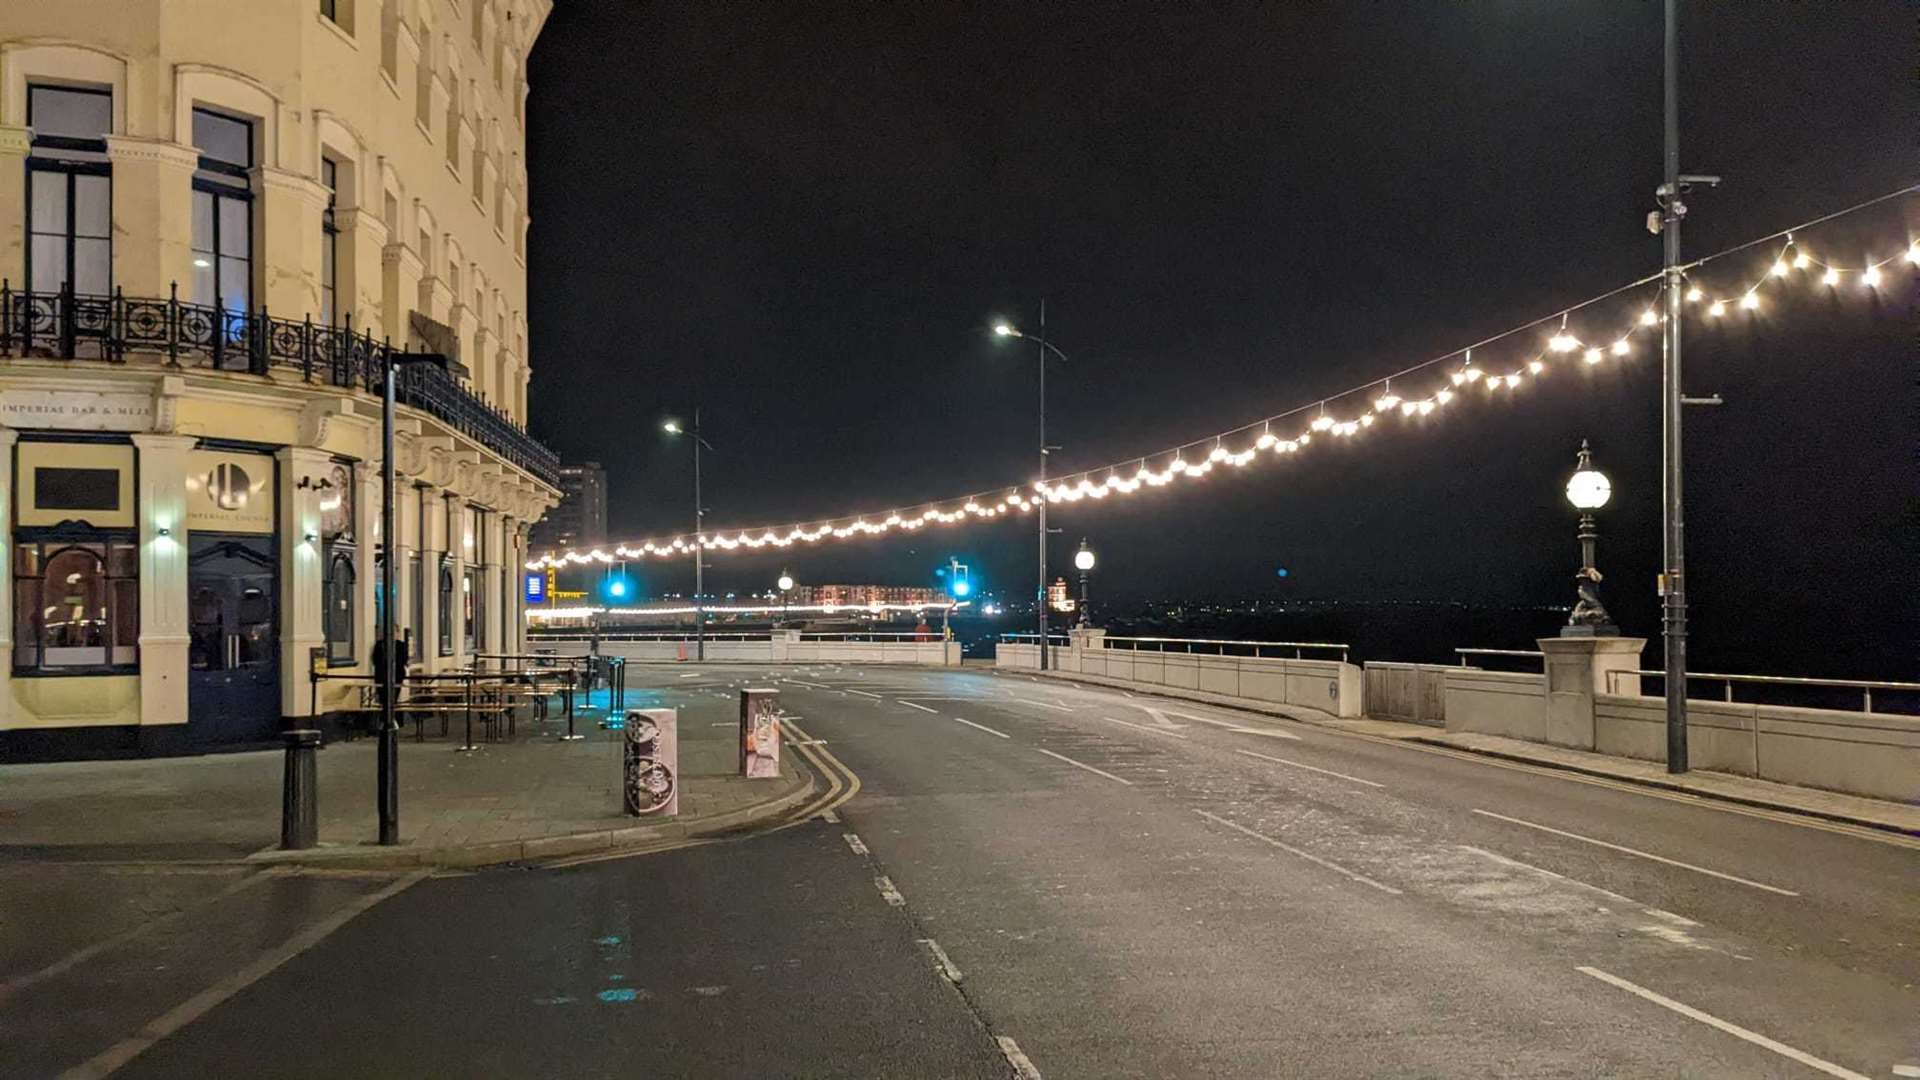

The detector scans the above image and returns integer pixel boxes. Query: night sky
[526,3,1915,674]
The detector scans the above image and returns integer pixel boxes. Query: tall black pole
[378,355,399,844]
[693,406,705,662]
[1036,300,1048,670]
[1660,0,1690,773]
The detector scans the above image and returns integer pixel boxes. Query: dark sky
[526,3,1915,672]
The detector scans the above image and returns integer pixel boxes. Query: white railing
[1101,636,1350,662]
[1456,647,1546,668]
[1604,669,1920,715]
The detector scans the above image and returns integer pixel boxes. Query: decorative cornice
[253,166,332,210]
[103,135,200,169]
[338,208,390,244]
[0,125,31,157]
[383,242,424,275]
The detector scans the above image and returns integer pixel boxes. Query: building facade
[529,460,605,549]
[0,0,558,760]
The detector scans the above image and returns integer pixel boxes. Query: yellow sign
[552,589,587,599]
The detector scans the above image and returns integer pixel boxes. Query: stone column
[417,484,444,673]
[0,427,16,727]
[278,447,333,716]
[131,435,196,741]
[471,327,495,403]
[338,207,390,338]
[104,138,200,298]
[0,127,28,282]
[445,493,466,667]
[450,303,478,389]
[1538,636,1647,750]
[382,241,423,349]
[353,461,381,673]
[254,166,331,319]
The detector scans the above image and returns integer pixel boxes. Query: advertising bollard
[622,709,679,816]
[739,688,782,778]
[280,729,321,850]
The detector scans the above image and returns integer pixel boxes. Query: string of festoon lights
[528,185,1919,571]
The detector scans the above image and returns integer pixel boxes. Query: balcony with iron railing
[0,282,560,487]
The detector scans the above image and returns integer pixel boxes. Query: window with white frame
[321,157,339,325]
[191,107,255,345]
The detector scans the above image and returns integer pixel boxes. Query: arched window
[437,555,454,656]
[324,548,356,663]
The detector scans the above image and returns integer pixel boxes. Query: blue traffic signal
[605,576,629,599]
[952,579,972,598]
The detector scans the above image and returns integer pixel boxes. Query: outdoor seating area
[319,654,621,747]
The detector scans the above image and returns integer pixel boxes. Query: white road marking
[1035,747,1132,785]
[677,673,699,678]
[917,937,964,983]
[1235,748,1384,788]
[952,717,1010,739]
[61,870,431,1079]
[874,875,906,907]
[1169,711,1304,740]
[1576,966,1870,1080]
[897,700,938,713]
[1471,810,1800,896]
[1097,715,1188,739]
[1017,698,1074,712]
[997,1035,1044,1079]
[784,679,831,689]
[817,809,840,824]
[846,689,883,699]
[709,722,735,726]
[843,833,869,855]
[0,869,273,1004]
[1460,846,1698,926]
[1193,809,1402,895]
[1121,691,1135,698]
[1891,1065,1920,1078]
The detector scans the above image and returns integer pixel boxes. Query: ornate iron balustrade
[0,283,559,487]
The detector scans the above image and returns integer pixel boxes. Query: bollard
[281,729,321,850]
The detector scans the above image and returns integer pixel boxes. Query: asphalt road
[6,664,1915,1078]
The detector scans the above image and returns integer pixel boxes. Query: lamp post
[663,413,713,661]
[1073,539,1096,627]
[777,571,793,627]
[942,557,969,640]
[1561,441,1618,637]
[992,311,1067,667]
[379,346,447,846]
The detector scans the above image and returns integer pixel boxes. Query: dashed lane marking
[843,833,869,856]
[897,700,938,713]
[1168,711,1303,740]
[817,809,840,824]
[997,1035,1044,1079]
[1035,747,1132,786]
[846,689,883,699]
[952,717,1011,739]
[1234,748,1384,788]
[1096,715,1188,739]
[917,937,964,983]
[1017,699,1074,712]
[784,679,831,689]
[1193,809,1402,895]
[874,875,906,907]
[1471,809,1800,896]
[1576,966,1869,1080]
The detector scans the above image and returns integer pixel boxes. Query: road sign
[524,571,546,603]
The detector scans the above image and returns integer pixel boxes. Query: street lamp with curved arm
[991,314,1071,668]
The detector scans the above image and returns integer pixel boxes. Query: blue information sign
[525,571,546,603]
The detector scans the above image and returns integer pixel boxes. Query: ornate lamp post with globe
[1562,441,1618,637]
[777,570,794,627]
[1073,539,1096,628]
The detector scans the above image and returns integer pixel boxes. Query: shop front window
[437,556,454,656]
[12,538,138,672]
[324,547,356,664]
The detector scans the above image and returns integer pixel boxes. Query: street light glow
[777,573,794,592]
[993,323,1018,337]
[1566,467,1612,510]
[1074,547,1096,572]
[662,419,683,434]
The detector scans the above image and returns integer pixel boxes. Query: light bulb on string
[1685,286,1704,302]
[1611,339,1630,356]
[1641,309,1659,326]
[1583,348,1602,364]
[1740,292,1759,310]
[1770,260,1789,277]
[1527,360,1545,374]
[1793,251,1812,269]
[1862,265,1882,288]
[1707,300,1726,318]
[1822,268,1841,286]
[1906,242,1920,266]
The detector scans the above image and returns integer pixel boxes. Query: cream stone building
[0,0,558,759]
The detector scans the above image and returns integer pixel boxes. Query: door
[188,536,280,745]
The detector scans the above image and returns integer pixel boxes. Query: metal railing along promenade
[1604,669,1920,715]
[0,282,560,485]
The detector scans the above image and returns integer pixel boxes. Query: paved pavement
[0,680,809,867]
[5,664,1916,1078]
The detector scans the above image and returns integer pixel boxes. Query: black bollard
[281,729,321,850]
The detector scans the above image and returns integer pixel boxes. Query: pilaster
[104,137,200,298]
[353,460,381,674]
[382,241,423,350]
[338,207,390,339]
[278,447,333,715]
[0,427,17,727]
[254,166,331,319]
[417,483,445,673]
[0,127,32,286]
[131,434,197,729]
